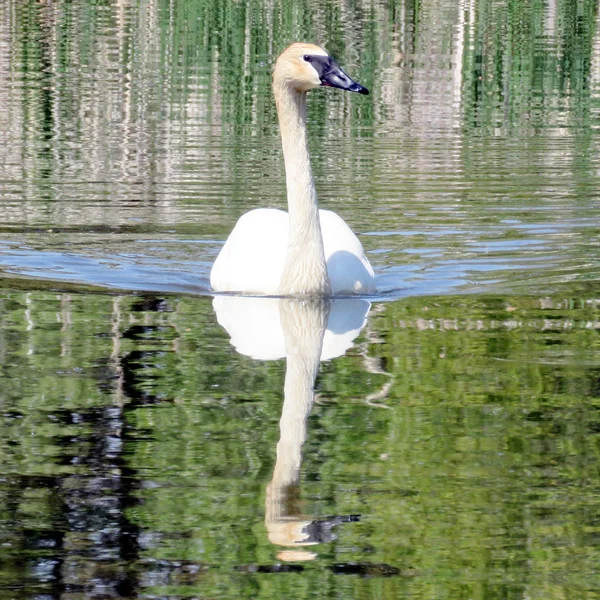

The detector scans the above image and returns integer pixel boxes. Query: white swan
[210,43,375,296]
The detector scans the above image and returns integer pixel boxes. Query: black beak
[311,56,369,95]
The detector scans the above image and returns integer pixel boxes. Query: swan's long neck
[274,84,331,296]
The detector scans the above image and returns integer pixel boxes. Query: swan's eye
[303,55,313,63]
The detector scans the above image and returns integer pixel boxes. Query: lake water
[1,0,600,598]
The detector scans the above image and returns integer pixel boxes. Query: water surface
[0,0,599,598]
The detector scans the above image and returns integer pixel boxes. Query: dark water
[1,0,600,598]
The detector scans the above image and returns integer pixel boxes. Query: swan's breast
[211,208,375,295]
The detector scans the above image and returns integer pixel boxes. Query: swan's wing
[319,210,375,294]
[211,208,374,295]
[211,208,289,294]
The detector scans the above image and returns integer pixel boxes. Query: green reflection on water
[1,0,600,597]
[1,288,599,598]
[1,0,599,295]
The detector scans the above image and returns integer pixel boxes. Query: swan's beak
[314,57,369,95]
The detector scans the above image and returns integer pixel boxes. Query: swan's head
[274,43,369,95]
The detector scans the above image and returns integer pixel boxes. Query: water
[1,0,600,598]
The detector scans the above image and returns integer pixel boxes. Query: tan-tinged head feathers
[273,42,369,96]
[273,43,329,92]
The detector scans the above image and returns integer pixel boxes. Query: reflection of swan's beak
[265,480,361,551]
[277,550,318,562]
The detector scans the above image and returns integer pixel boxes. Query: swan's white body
[210,43,375,296]
[211,208,374,295]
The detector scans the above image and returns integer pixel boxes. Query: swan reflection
[212,296,369,560]
[213,296,369,361]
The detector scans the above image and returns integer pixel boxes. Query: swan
[210,43,375,296]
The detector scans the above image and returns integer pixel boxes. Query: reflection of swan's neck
[273,347,320,488]
[274,299,329,487]
[274,84,330,296]
[265,300,329,547]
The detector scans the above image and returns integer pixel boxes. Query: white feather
[210,208,375,295]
